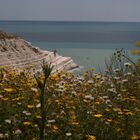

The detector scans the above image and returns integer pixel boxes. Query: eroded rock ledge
[0,31,78,73]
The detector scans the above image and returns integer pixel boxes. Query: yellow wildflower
[105,108,110,112]
[135,41,140,47]
[87,135,96,140]
[130,96,137,102]
[27,105,34,109]
[12,97,21,101]
[45,124,51,128]
[2,97,9,101]
[51,74,59,81]
[36,115,42,119]
[121,89,127,92]
[70,115,76,120]
[130,96,136,99]
[113,108,121,112]
[95,102,100,105]
[121,98,129,101]
[124,111,133,116]
[83,72,88,77]
[131,135,140,140]
[23,122,32,126]
[83,99,89,103]
[55,100,60,103]
[130,97,137,101]
[107,119,112,122]
[71,122,79,125]
[32,138,38,140]
[52,125,59,133]
[84,83,89,87]
[98,97,104,102]
[4,88,15,93]
[94,114,103,118]
[123,109,130,112]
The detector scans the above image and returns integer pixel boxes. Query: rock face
[0,31,78,73]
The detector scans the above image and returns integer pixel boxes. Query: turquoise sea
[0,21,140,72]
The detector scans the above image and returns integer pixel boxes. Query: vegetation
[0,50,140,140]
[0,31,18,40]
[131,41,140,73]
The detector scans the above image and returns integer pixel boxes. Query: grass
[0,50,140,140]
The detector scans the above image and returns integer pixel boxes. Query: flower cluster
[0,58,140,139]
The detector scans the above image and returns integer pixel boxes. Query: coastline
[0,31,78,73]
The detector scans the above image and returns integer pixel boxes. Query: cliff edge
[0,31,78,73]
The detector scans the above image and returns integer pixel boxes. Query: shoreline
[0,31,78,73]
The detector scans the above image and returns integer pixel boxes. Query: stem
[123,55,136,67]
[39,77,47,140]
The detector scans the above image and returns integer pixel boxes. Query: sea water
[0,21,140,72]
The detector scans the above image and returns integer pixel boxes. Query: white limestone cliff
[0,31,78,73]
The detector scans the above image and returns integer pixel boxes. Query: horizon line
[0,20,140,23]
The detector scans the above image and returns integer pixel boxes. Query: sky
[0,0,140,22]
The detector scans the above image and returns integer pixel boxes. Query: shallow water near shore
[0,21,140,72]
[31,41,138,73]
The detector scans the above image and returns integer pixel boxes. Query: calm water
[0,21,140,72]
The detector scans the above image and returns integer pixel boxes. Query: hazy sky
[0,0,140,22]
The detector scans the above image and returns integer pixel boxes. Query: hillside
[0,31,78,73]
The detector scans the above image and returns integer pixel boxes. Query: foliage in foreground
[0,52,140,140]
[131,41,140,73]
